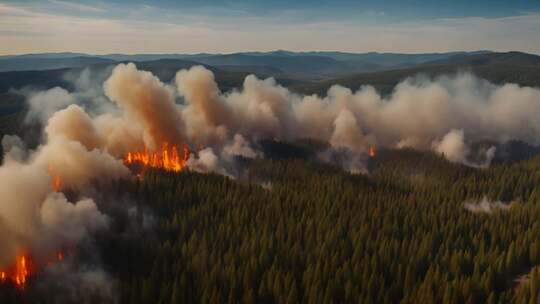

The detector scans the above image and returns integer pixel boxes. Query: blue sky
[1,0,539,54]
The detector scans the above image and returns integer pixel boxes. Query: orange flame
[52,176,62,192]
[0,250,66,289]
[368,146,376,158]
[47,166,62,191]
[124,143,189,172]
[0,254,31,288]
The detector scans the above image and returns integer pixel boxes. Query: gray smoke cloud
[36,257,117,304]
[25,87,76,123]
[1,134,27,162]
[24,66,117,125]
[222,134,260,160]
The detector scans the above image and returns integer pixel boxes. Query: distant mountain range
[421,51,540,67]
[291,51,540,95]
[0,50,539,95]
[0,50,498,76]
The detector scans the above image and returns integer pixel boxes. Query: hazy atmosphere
[1,1,540,303]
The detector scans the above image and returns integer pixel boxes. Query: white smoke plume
[330,109,368,153]
[176,65,232,147]
[104,63,185,149]
[432,129,497,168]
[26,63,540,173]
[187,147,224,174]
[172,66,540,169]
[463,196,515,214]
[32,136,129,190]
[433,129,470,164]
[0,158,110,267]
[45,104,103,151]
[18,64,540,173]
[222,134,260,160]
[25,87,76,123]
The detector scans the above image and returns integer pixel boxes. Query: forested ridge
[104,146,540,303]
[3,145,540,303]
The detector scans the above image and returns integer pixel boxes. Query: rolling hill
[0,50,493,76]
[422,51,540,67]
[0,56,116,72]
[0,50,538,97]
[292,51,540,95]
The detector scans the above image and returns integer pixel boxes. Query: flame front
[124,143,189,172]
[0,251,66,289]
[0,254,31,289]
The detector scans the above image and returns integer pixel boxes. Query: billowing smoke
[45,105,103,151]
[433,129,469,163]
[176,65,232,146]
[23,66,116,125]
[1,62,540,297]
[104,63,185,149]
[433,129,496,168]
[171,66,540,169]
[25,87,76,123]
[187,148,223,174]
[21,63,540,173]
[0,156,110,267]
[330,109,368,153]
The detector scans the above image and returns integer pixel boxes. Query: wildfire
[0,251,66,289]
[0,254,31,288]
[369,146,376,158]
[124,143,189,172]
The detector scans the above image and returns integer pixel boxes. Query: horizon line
[4,49,534,57]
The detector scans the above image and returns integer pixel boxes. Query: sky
[1,0,540,55]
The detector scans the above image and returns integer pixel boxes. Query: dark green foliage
[92,150,540,303]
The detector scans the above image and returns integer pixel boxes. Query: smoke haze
[1,62,540,299]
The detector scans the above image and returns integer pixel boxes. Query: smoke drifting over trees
[1,62,540,300]
[16,63,540,172]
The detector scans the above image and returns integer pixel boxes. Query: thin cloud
[49,0,106,13]
[0,2,539,54]
[0,3,41,17]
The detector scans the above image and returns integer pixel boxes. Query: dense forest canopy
[2,141,540,303]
